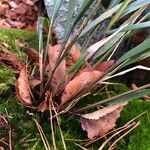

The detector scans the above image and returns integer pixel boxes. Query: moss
[0,28,38,50]
[117,100,150,150]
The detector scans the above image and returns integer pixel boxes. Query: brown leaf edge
[61,68,103,105]
[15,39,39,65]
[81,102,127,139]
[61,60,114,105]
[15,67,32,106]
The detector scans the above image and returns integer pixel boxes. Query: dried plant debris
[0,0,39,31]
[48,44,66,89]
[15,67,32,105]
[0,115,8,129]
[61,60,114,105]
[15,39,39,65]
[61,68,103,105]
[66,44,81,70]
[81,102,127,139]
[0,49,24,72]
[0,38,115,110]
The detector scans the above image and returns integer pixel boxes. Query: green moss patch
[117,100,150,150]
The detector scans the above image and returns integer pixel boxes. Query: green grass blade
[119,50,150,69]
[108,88,150,105]
[73,0,94,26]
[64,0,77,38]
[79,3,122,38]
[121,0,150,18]
[74,84,150,112]
[118,38,150,64]
[51,0,62,26]
[92,6,147,61]
[67,55,85,74]
[83,0,150,36]
[109,21,150,33]
[37,17,44,81]
[37,17,44,54]
[43,17,50,33]
[86,24,127,60]
[93,32,125,61]
[106,0,133,31]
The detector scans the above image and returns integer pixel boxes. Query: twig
[49,96,57,150]
[9,127,12,150]
[52,101,67,150]
[98,122,136,150]
[108,122,140,150]
[34,119,51,150]
[74,143,88,150]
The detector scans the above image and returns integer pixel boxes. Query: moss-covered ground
[0,28,150,150]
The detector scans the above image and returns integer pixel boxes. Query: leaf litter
[0,35,122,141]
[81,102,127,139]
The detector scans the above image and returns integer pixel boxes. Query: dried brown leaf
[29,78,41,87]
[66,44,81,70]
[0,50,24,71]
[38,100,48,112]
[94,60,114,72]
[48,44,66,88]
[15,67,32,105]
[6,19,25,28]
[81,102,127,139]
[61,68,103,105]
[15,39,39,64]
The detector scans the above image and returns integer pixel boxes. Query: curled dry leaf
[61,60,114,105]
[0,47,32,106]
[38,91,52,112]
[48,44,66,88]
[29,77,41,87]
[61,68,103,105]
[66,44,81,70]
[15,39,39,64]
[0,50,24,72]
[38,99,48,112]
[15,67,32,105]
[94,60,114,72]
[81,102,127,139]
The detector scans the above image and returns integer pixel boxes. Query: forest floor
[0,1,150,149]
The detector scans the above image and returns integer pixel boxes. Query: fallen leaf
[0,0,39,31]
[0,46,32,105]
[38,99,48,112]
[61,68,103,105]
[48,44,66,89]
[61,60,114,105]
[94,60,114,72]
[15,67,32,105]
[66,44,81,70]
[81,102,127,139]
[25,0,35,6]
[15,39,39,64]
[9,1,18,8]
[29,76,41,87]
[0,19,6,27]
[15,3,27,15]
[6,19,25,28]
[0,50,24,71]
[38,91,51,112]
